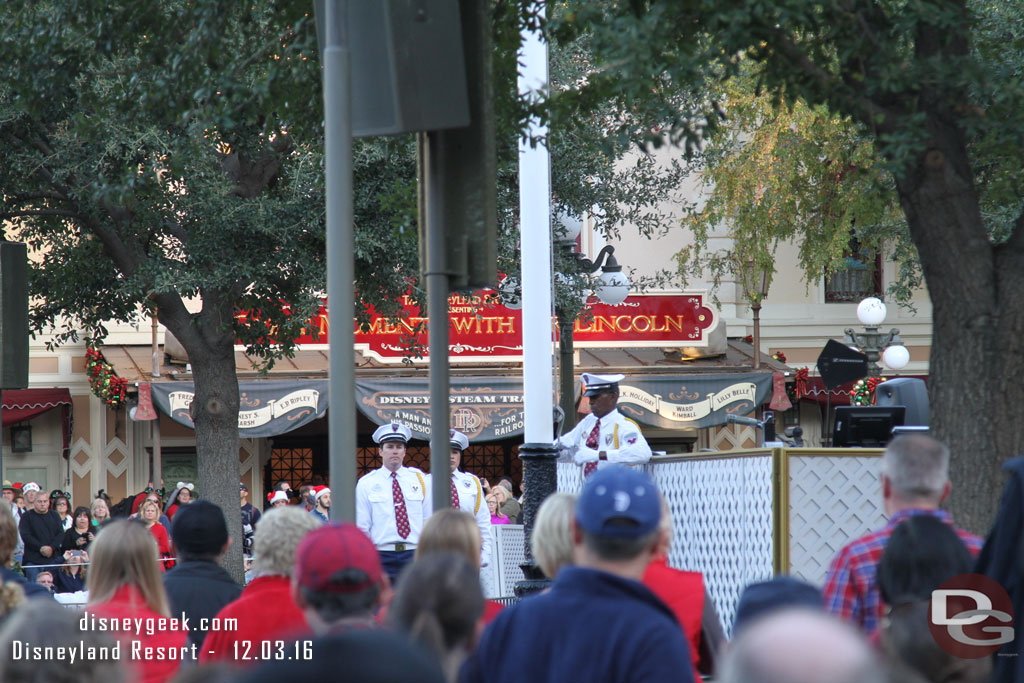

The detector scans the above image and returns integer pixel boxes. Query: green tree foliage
[552,0,1024,531]
[0,0,333,580]
[677,75,912,304]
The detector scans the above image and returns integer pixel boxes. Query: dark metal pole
[423,131,452,512]
[558,311,576,433]
[752,303,762,370]
[324,0,357,521]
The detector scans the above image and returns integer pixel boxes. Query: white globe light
[553,212,583,241]
[498,277,522,310]
[856,297,887,326]
[595,271,630,305]
[882,345,910,371]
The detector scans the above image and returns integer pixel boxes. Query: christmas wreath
[850,377,883,406]
[85,346,128,408]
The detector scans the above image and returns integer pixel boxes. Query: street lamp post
[844,297,906,376]
[738,259,771,369]
[554,239,630,431]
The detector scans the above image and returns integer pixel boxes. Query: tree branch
[79,212,144,278]
[767,28,900,134]
[0,209,78,219]
[1,130,75,199]
[9,191,69,203]
[160,218,189,243]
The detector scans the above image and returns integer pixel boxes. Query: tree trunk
[895,119,1024,535]
[159,301,245,584]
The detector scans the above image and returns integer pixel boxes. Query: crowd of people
[0,430,1017,682]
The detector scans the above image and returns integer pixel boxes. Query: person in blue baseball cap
[462,465,694,683]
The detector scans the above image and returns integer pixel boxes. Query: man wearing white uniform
[557,373,652,477]
[356,423,432,582]
[445,429,491,567]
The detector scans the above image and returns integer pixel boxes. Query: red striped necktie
[450,477,461,509]
[392,472,410,539]
[584,418,601,477]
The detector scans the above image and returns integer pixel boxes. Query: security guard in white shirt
[557,373,652,477]
[445,429,492,568]
[356,423,432,582]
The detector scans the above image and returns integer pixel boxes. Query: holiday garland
[85,346,128,408]
[850,377,883,406]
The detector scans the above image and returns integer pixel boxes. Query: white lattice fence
[493,525,526,597]
[557,456,774,636]
[655,457,774,635]
[787,455,885,585]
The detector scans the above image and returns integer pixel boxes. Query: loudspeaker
[0,242,29,390]
[315,0,471,137]
[816,339,868,389]
[875,377,929,426]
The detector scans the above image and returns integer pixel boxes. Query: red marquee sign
[284,292,716,364]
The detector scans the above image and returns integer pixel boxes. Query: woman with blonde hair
[138,498,173,571]
[530,492,577,579]
[86,520,187,682]
[91,496,111,529]
[201,506,322,664]
[417,509,484,566]
[487,492,509,525]
[414,509,504,625]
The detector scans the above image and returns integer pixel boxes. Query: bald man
[719,609,886,683]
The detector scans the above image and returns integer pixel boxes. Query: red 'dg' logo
[928,573,1014,658]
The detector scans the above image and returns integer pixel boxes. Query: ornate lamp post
[737,259,771,369]
[554,222,630,431]
[844,297,908,376]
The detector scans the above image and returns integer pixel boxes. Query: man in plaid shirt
[823,434,984,635]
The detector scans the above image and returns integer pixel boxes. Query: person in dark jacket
[18,491,64,581]
[461,466,694,683]
[975,455,1024,683]
[61,506,95,555]
[163,500,242,655]
[0,500,51,601]
[54,552,88,594]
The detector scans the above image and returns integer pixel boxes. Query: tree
[0,1,339,580]
[677,73,914,305]
[553,0,1024,531]
[0,0,689,582]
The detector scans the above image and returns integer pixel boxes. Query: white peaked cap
[372,422,412,444]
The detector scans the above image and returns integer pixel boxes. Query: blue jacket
[460,566,694,683]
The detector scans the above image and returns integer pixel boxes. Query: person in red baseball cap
[293,523,387,635]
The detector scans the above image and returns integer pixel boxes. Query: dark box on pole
[0,242,29,390]
[315,0,471,137]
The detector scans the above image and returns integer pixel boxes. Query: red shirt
[147,523,173,571]
[87,584,188,683]
[642,557,703,681]
[201,574,310,665]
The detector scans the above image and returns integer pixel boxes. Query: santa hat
[267,490,289,505]
[313,485,331,502]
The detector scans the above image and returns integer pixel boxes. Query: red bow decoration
[795,368,809,399]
